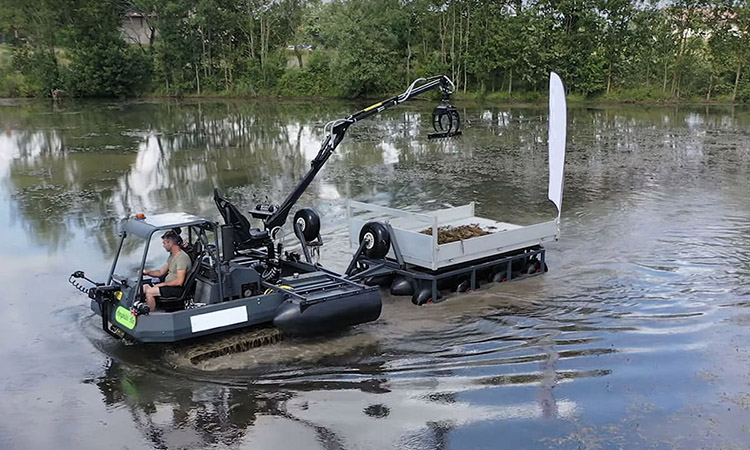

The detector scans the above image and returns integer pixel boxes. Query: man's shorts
[159,286,184,298]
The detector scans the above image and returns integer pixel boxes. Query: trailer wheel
[294,208,320,241]
[359,222,390,259]
[489,263,508,283]
[412,287,432,306]
[524,257,547,275]
[528,261,549,274]
[455,279,472,293]
[412,285,441,305]
[490,271,507,283]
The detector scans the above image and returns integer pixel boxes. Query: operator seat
[213,189,270,251]
[156,253,204,312]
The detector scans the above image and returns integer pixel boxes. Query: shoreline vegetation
[131,90,747,105]
[2,92,747,107]
[1,1,748,105]
[3,90,745,107]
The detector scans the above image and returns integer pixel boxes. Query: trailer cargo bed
[347,200,558,271]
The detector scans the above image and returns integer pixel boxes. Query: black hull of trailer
[349,246,548,305]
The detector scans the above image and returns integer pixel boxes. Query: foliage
[276,51,334,96]
[9,46,59,96]
[0,0,749,102]
[65,43,152,97]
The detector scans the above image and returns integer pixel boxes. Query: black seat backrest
[184,239,203,263]
[177,254,204,302]
[180,241,194,258]
[214,189,254,245]
[156,255,204,312]
[191,240,203,262]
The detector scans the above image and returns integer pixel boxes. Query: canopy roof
[121,213,213,239]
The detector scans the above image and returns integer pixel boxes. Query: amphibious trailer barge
[342,73,567,305]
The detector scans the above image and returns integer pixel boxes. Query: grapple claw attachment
[429,103,461,139]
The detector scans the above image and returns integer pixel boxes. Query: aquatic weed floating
[69,75,464,344]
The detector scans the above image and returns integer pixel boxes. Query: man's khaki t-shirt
[166,250,192,284]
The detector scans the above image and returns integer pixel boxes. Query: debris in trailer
[420,224,492,244]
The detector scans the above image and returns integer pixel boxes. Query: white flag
[548,72,566,223]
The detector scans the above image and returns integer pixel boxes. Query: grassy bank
[459,86,747,105]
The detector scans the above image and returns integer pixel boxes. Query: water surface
[1,98,749,449]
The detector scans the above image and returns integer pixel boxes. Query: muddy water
[1,98,749,449]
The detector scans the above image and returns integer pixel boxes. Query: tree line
[1,0,749,102]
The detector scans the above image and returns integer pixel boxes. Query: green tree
[598,0,637,95]
[728,1,750,101]
[0,0,62,96]
[61,0,152,97]
[319,0,406,96]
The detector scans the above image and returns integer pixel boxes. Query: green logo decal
[115,306,137,330]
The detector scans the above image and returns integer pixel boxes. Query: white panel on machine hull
[190,306,248,333]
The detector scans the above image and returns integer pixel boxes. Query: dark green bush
[65,42,151,97]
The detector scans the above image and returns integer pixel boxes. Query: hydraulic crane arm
[264,75,458,232]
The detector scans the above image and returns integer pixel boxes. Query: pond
[1,98,749,449]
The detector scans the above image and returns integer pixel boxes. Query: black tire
[359,222,391,259]
[489,263,508,283]
[490,271,507,283]
[455,278,472,293]
[524,256,545,275]
[294,208,320,241]
[412,285,441,305]
[412,287,432,306]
